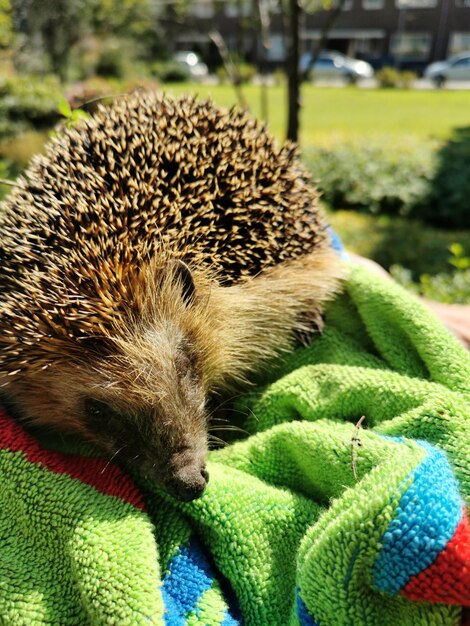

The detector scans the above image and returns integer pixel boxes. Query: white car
[424,52,470,87]
[173,51,209,81]
[299,51,374,83]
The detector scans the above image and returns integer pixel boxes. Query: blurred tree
[148,0,191,61]
[0,0,13,48]
[276,0,349,142]
[87,0,154,38]
[285,0,301,142]
[8,0,173,80]
[11,0,86,81]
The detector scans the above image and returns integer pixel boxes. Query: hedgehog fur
[0,92,343,500]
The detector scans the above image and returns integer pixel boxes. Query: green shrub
[96,39,129,79]
[390,245,470,303]
[151,61,189,83]
[306,135,469,230]
[326,209,470,278]
[399,71,417,89]
[328,208,470,302]
[376,67,400,88]
[376,67,417,88]
[0,74,63,138]
[236,63,257,84]
[423,127,470,229]
[304,139,435,217]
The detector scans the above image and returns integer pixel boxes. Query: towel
[0,264,469,626]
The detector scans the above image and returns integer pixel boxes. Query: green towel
[0,264,469,626]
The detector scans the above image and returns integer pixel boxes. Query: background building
[178,0,470,73]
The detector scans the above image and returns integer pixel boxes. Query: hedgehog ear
[170,259,196,304]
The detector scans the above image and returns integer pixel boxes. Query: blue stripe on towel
[373,440,462,595]
[296,589,320,626]
[161,539,214,624]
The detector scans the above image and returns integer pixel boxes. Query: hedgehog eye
[84,398,115,420]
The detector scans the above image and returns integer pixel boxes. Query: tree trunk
[286,0,301,143]
[256,0,270,123]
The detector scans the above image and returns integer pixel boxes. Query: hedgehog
[0,92,343,501]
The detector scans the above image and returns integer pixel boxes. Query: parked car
[173,51,209,81]
[299,51,374,83]
[424,52,470,87]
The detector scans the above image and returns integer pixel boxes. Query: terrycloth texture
[0,265,469,626]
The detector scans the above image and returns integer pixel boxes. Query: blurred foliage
[11,0,86,81]
[305,133,470,230]
[95,37,132,78]
[375,67,417,89]
[0,129,48,167]
[326,209,469,278]
[0,73,62,138]
[65,76,119,110]
[87,0,155,37]
[329,205,470,302]
[6,0,180,82]
[373,67,399,88]
[151,60,190,83]
[304,139,435,217]
[391,258,470,304]
[448,243,470,271]
[423,127,470,229]
[0,0,12,48]
[0,72,162,141]
[65,76,160,110]
[398,71,417,89]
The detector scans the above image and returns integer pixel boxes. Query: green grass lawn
[3,82,469,165]
[167,83,470,146]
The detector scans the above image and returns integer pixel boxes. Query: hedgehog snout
[166,463,209,502]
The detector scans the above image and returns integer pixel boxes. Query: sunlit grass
[167,83,470,147]
[2,82,469,165]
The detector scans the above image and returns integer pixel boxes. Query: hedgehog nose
[167,466,209,502]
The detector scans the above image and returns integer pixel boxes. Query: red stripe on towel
[402,511,470,606]
[0,408,146,510]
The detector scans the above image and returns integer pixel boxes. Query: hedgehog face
[77,352,210,502]
[7,333,210,502]
[80,341,209,502]
[79,262,211,501]
[5,261,212,502]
